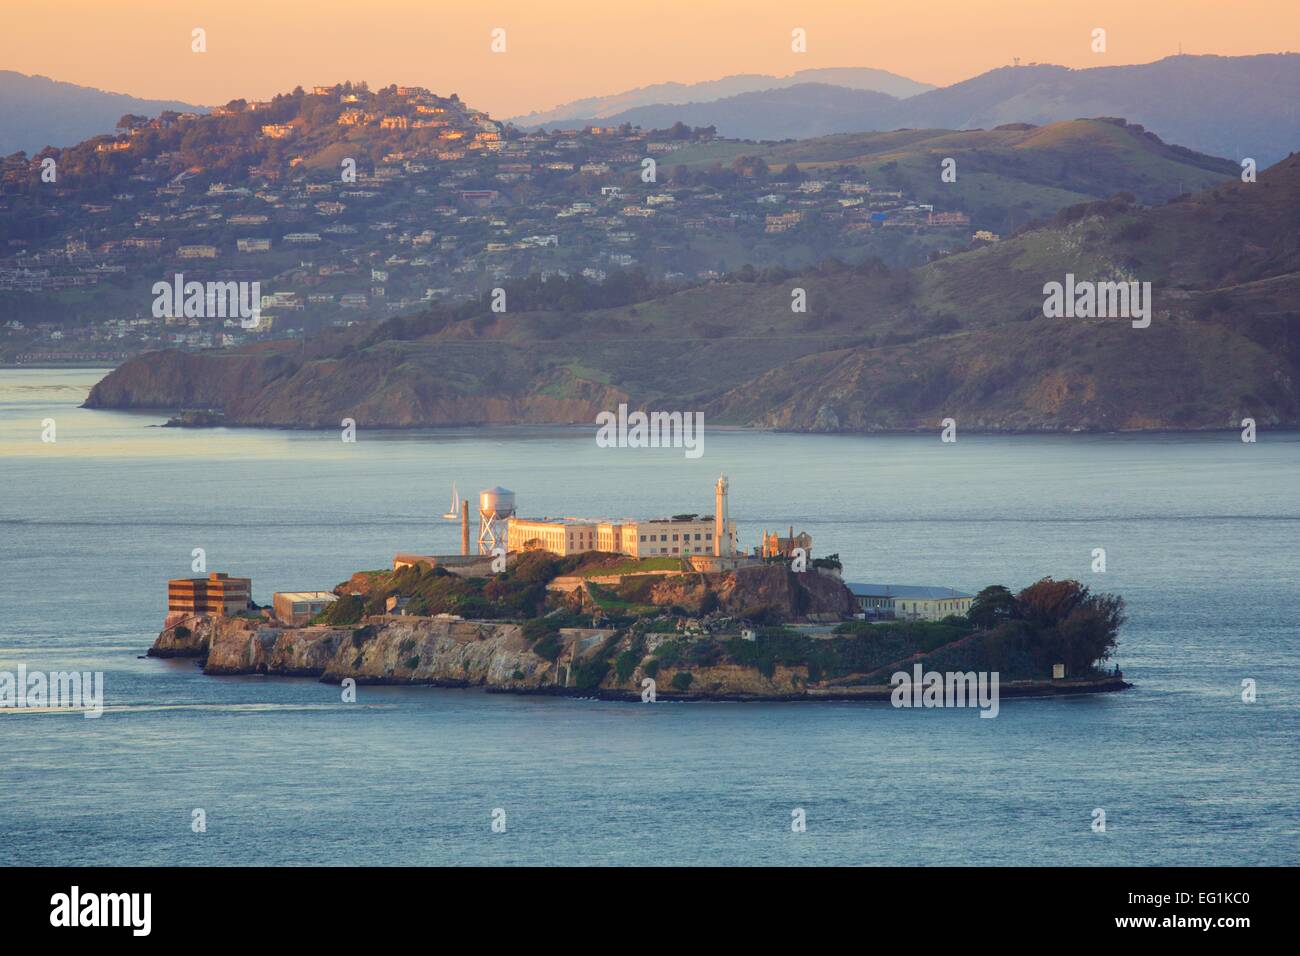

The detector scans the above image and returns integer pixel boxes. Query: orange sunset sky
[3,0,1297,117]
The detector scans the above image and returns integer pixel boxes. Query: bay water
[1,368,1296,865]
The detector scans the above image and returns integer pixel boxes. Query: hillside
[667,118,1238,234]
[541,54,1300,166]
[0,71,206,156]
[2,85,1238,358]
[85,154,1300,432]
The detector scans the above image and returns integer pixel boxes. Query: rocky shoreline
[149,612,1132,702]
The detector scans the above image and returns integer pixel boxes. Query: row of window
[640,532,712,542]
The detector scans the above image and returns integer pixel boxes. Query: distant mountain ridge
[0,71,207,156]
[529,54,1300,165]
[558,84,902,142]
[508,67,935,126]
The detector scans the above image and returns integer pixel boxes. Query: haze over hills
[86,154,1300,433]
[507,67,935,126]
[535,84,903,142]
[535,54,1300,165]
[0,71,207,156]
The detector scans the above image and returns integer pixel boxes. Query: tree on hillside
[968,584,1018,629]
[776,162,804,183]
[1016,577,1089,627]
[1056,593,1126,675]
[731,155,769,180]
[1015,577,1125,675]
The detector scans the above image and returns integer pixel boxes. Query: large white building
[505,476,738,559]
[507,515,723,557]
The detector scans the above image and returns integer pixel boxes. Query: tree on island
[968,584,1018,629]
[970,578,1124,677]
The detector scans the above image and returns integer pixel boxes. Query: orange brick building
[167,572,251,617]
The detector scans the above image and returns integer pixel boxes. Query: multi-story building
[507,515,728,558]
[167,572,251,618]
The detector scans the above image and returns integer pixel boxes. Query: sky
[3,0,1297,117]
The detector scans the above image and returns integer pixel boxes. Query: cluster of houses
[1,81,992,361]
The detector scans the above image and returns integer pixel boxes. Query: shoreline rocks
[149,613,1131,702]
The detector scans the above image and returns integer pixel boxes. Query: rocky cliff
[150,611,1128,701]
[629,564,857,620]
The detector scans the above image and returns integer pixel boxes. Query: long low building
[846,583,973,622]
[504,475,739,559]
[273,591,337,625]
[506,515,725,558]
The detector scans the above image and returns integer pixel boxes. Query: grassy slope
[671,119,1237,232]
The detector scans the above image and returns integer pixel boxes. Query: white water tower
[478,486,516,555]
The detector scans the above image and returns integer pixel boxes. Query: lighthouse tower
[713,474,734,557]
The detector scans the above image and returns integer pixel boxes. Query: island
[150,550,1130,703]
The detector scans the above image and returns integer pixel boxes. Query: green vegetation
[583,582,647,614]
[670,672,694,691]
[652,640,683,669]
[673,119,1236,234]
[614,650,641,683]
[938,577,1125,679]
[343,551,570,621]
[686,577,1126,684]
[531,632,563,662]
[735,621,966,682]
[317,594,365,626]
[522,617,557,643]
[571,556,684,578]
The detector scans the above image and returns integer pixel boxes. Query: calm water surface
[1,368,1296,865]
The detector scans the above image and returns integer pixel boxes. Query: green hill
[670,118,1239,233]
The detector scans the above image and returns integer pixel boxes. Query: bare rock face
[148,614,217,657]
[201,619,347,676]
[320,618,543,686]
[646,662,810,698]
[646,564,857,619]
[188,615,564,688]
